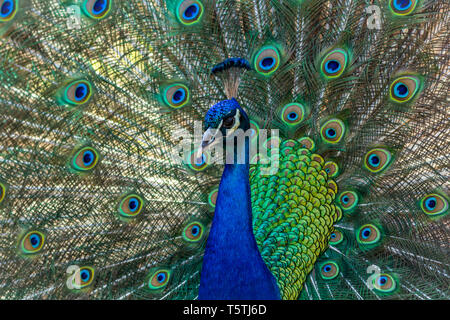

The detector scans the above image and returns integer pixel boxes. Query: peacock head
[199,98,250,156]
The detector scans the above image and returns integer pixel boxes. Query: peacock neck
[198,138,281,300]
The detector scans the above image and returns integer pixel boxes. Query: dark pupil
[326,168,330,173]
[129,200,137,210]
[83,153,92,164]
[75,86,86,99]
[173,90,183,102]
[331,233,336,238]
[327,128,336,136]
[81,272,88,280]
[427,199,436,208]
[224,117,233,127]
[184,4,198,18]
[157,274,164,282]
[371,156,380,165]
[288,112,296,119]
[380,277,387,284]
[363,230,370,237]
[30,237,38,246]
[396,84,408,95]
[324,266,331,272]
[261,57,274,68]
[327,60,340,72]
[396,0,410,9]
[343,196,349,203]
[1,2,12,15]
[94,0,106,12]
[192,226,199,235]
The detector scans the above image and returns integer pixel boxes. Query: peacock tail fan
[0,0,448,300]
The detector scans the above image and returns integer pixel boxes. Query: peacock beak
[197,127,223,162]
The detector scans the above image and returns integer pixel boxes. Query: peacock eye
[357,224,381,245]
[177,0,204,25]
[420,194,448,216]
[20,231,45,254]
[163,83,190,108]
[0,0,17,22]
[329,229,344,245]
[0,182,6,204]
[389,0,417,16]
[319,261,340,280]
[389,76,420,103]
[148,270,170,290]
[72,266,95,289]
[281,103,305,126]
[208,188,218,208]
[323,161,339,178]
[222,116,235,129]
[297,137,315,151]
[338,191,359,211]
[373,273,397,293]
[182,221,204,242]
[188,150,209,171]
[321,48,348,79]
[254,45,281,76]
[63,80,93,105]
[364,148,392,173]
[82,0,112,19]
[72,147,100,171]
[118,194,144,218]
[320,119,346,144]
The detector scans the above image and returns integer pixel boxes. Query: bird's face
[200,98,250,154]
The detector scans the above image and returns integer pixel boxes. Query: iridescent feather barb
[0,0,449,300]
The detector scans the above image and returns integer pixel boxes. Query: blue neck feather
[199,138,281,300]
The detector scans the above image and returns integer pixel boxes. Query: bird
[0,0,448,300]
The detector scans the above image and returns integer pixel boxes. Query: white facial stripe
[225,109,241,137]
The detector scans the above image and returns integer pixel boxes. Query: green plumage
[0,0,449,300]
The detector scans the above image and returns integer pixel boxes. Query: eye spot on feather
[72,266,95,289]
[420,194,448,216]
[320,49,348,79]
[254,46,280,76]
[0,0,17,22]
[188,150,209,171]
[182,221,204,242]
[357,224,381,245]
[148,270,170,290]
[163,84,190,108]
[373,273,397,293]
[20,231,45,254]
[72,147,99,171]
[0,182,6,204]
[389,0,417,15]
[329,229,344,245]
[249,120,260,140]
[208,188,218,208]
[118,194,144,218]
[281,103,305,126]
[64,80,93,105]
[297,137,315,151]
[263,136,280,150]
[177,0,203,25]
[320,119,346,144]
[320,261,340,280]
[323,161,339,178]
[82,0,112,19]
[389,76,420,103]
[364,148,392,173]
[338,191,358,211]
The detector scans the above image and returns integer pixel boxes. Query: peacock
[0,0,448,300]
